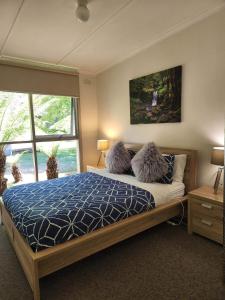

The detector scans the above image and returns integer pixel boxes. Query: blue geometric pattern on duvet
[3,172,155,252]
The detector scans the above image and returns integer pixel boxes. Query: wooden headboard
[124,143,198,193]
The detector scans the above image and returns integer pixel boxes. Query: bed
[0,146,197,300]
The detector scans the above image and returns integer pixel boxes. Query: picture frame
[130,65,182,124]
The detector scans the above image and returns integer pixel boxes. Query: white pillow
[173,154,187,183]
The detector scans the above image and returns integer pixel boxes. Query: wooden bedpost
[0,199,3,225]
[33,262,40,300]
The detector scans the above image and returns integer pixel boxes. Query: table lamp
[211,146,224,194]
[97,140,109,166]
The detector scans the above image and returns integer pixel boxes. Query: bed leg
[33,283,40,300]
[33,263,41,300]
[0,204,3,225]
[33,279,40,300]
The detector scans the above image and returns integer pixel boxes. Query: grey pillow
[105,141,131,174]
[131,142,168,183]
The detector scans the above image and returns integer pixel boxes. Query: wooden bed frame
[0,147,197,300]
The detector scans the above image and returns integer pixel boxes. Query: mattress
[2,172,155,252]
[91,169,185,207]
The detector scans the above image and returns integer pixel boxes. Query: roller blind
[0,64,79,97]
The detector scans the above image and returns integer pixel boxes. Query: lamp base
[97,151,107,166]
[213,167,223,194]
[97,151,103,167]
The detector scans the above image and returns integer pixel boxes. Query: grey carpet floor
[0,223,224,300]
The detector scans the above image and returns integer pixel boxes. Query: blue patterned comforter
[2,172,155,252]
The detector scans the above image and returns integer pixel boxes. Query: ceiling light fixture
[76,0,90,22]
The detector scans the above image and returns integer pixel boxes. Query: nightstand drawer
[192,215,223,244]
[191,198,223,220]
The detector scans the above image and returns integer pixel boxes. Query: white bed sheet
[90,169,185,207]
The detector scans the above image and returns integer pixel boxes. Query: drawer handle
[201,203,212,209]
[201,219,212,227]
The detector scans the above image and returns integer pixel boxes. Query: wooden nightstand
[86,164,105,172]
[188,186,223,244]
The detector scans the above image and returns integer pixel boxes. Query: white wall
[96,9,225,186]
[79,74,98,171]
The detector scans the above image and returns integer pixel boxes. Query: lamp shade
[211,147,224,166]
[97,140,109,151]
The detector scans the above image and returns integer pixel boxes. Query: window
[0,92,31,141]
[36,140,79,181]
[0,91,80,187]
[33,94,76,136]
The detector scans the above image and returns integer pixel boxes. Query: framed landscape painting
[129,65,182,124]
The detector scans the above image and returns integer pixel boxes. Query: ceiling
[0,0,224,75]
